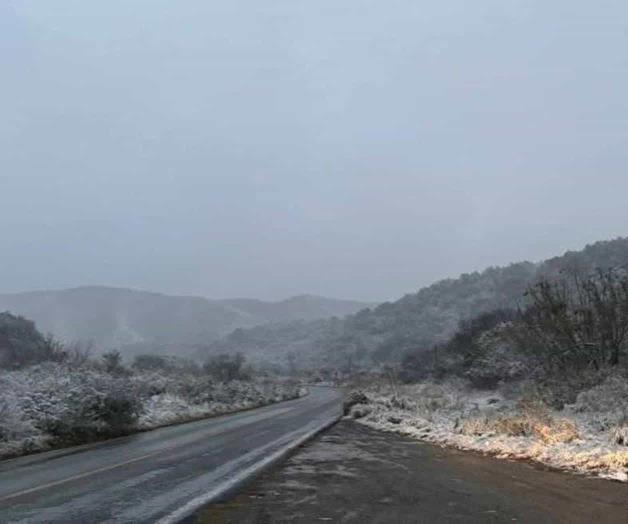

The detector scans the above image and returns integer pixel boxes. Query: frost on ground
[348,376,628,482]
[0,363,303,459]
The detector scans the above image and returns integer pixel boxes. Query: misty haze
[2,2,628,523]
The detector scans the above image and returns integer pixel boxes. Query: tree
[515,269,628,371]
[133,354,169,372]
[204,353,247,382]
[102,350,125,375]
[0,312,66,369]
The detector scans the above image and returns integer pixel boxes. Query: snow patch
[352,378,628,481]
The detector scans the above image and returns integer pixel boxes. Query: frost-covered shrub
[612,424,628,446]
[343,390,369,415]
[415,383,463,414]
[93,391,141,432]
[0,361,301,459]
[573,375,628,414]
[377,382,464,419]
[464,328,527,389]
[458,405,579,444]
[349,404,372,419]
[31,373,141,443]
[41,404,130,442]
[571,374,628,433]
[203,353,249,382]
[0,394,38,443]
[534,370,610,410]
[355,381,465,429]
[101,350,127,376]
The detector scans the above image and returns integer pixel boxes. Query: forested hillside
[207,238,628,369]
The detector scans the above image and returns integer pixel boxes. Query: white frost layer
[351,380,628,482]
[0,363,301,459]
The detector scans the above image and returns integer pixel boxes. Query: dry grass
[457,416,493,436]
[533,418,579,444]
[600,450,628,469]
[458,408,579,444]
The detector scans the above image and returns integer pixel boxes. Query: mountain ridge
[0,286,372,356]
[206,237,628,368]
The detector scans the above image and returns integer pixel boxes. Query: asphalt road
[198,420,628,523]
[0,387,343,524]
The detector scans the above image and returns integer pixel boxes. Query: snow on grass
[350,377,628,482]
[137,381,304,429]
[0,363,302,459]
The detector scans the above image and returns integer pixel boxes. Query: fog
[2,0,628,302]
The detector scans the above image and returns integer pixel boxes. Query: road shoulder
[194,419,628,523]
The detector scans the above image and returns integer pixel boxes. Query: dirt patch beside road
[193,420,628,523]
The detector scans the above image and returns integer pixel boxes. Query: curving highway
[0,386,343,524]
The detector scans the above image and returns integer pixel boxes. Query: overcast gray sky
[2,0,628,302]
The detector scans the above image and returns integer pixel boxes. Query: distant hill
[206,237,628,369]
[0,287,371,357]
[217,295,374,324]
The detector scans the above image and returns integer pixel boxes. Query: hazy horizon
[3,1,628,302]
[0,282,376,304]
[0,235,623,304]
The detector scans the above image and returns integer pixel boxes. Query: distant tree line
[0,312,252,384]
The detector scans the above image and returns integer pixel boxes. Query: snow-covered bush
[458,410,579,444]
[0,393,38,443]
[568,373,628,436]
[0,362,302,459]
[349,404,372,419]
[350,376,628,482]
[573,374,628,415]
[612,423,628,446]
[0,363,141,446]
[343,390,369,416]
[464,327,527,389]
[41,387,141,443]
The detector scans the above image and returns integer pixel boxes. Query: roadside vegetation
[4,238,628,480]
[0,314,303,460]
[346,267,628,481]
[200,238,628,481]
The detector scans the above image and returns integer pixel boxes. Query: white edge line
[155,412,341,524]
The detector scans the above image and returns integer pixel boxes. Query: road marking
[0,406,296,503]
[155,411,340,524]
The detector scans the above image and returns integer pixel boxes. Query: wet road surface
[0,387,343,523]
[197,420,628,523]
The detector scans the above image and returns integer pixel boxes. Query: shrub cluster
[0,360,302,459]
[0,314,302,459]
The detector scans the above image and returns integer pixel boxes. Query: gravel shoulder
[193,420,628,523]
